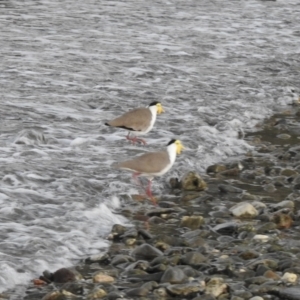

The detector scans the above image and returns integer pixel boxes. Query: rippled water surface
[0,0,299,295]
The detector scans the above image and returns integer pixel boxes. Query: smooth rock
[160,266,187,284]
[93,272,115,283]
[49,268,81,283]
[263,270,280,280]
[181,251,207,266]
[132,243,163,260]
[252,234,270,242]
[111,254,134,266]
[180,215,204,229]
[206,164,226,174]
[125,287,149,297]
[108,224,127,239]
[87,288,107,299]
[107,291,125,300]
[279,287,300,300]
[205,277,227,297]
[167,282,204,296]
[282,272,298,283]
[230,202,258,218]
[181,172,207,191]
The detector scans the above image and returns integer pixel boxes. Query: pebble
[230,202,258,218]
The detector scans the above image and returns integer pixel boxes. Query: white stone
[230,202,258,218]
[282,272,297,283]
[249,297,264,300]
[252,234,269,242]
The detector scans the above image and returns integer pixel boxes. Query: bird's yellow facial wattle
[156,103,165,114]
[175,140,184,154]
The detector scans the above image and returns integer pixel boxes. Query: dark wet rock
[245,276,271,286]
[193,295,216,300]
[153,234,187,247]
[219,168,241,177]
[132,243,163,260]
[277,287,300,300]
[218,184,243,193]
[182,229,206,247]
[207,164,227,174]
[256,265,271,276]
[180,266,202,278]
[213,222,238,235]
[264,183,276,192]
[181,251,207,266]
[256,222,277,233]
[125,260,149,271]
[146,207,182,218]
[107,224,127,240]
[160,266,188,284]
[239,250,260,260]
[240,193,258,201]
[122,227,138,238]
[167,282,205,296]
[180,215,204,229]
[278,259,294,271]
[148,216,166,224]
[232,290,253,299]
[147,263,167,272]
[181,171,207,191]
[138,228,153,240]
[42,268,81,283]
[169,177,182,189]
[127,271,164,282]
[125,287,149,297]
[106,291,125,300]
[85,252,110,264]
[111,254,134,266]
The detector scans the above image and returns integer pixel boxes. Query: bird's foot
[126,135,147,145]
[149,196,158,206]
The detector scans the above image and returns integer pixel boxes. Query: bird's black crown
[149,101,160,106]
[167,139,177,146]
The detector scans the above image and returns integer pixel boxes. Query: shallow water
[0,0,299,296]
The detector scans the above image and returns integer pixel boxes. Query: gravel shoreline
[3,107,300,300]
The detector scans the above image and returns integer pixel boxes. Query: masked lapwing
[105,101,164,145]
[116,139,184,204]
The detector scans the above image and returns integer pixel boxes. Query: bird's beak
[157,104,165,114]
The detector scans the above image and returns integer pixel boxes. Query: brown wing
[105,108,152,132]
[118,151,170,174]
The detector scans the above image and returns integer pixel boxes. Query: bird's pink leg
[146,180,157,206]
[132,172,142,186]
[125,132,147,145]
